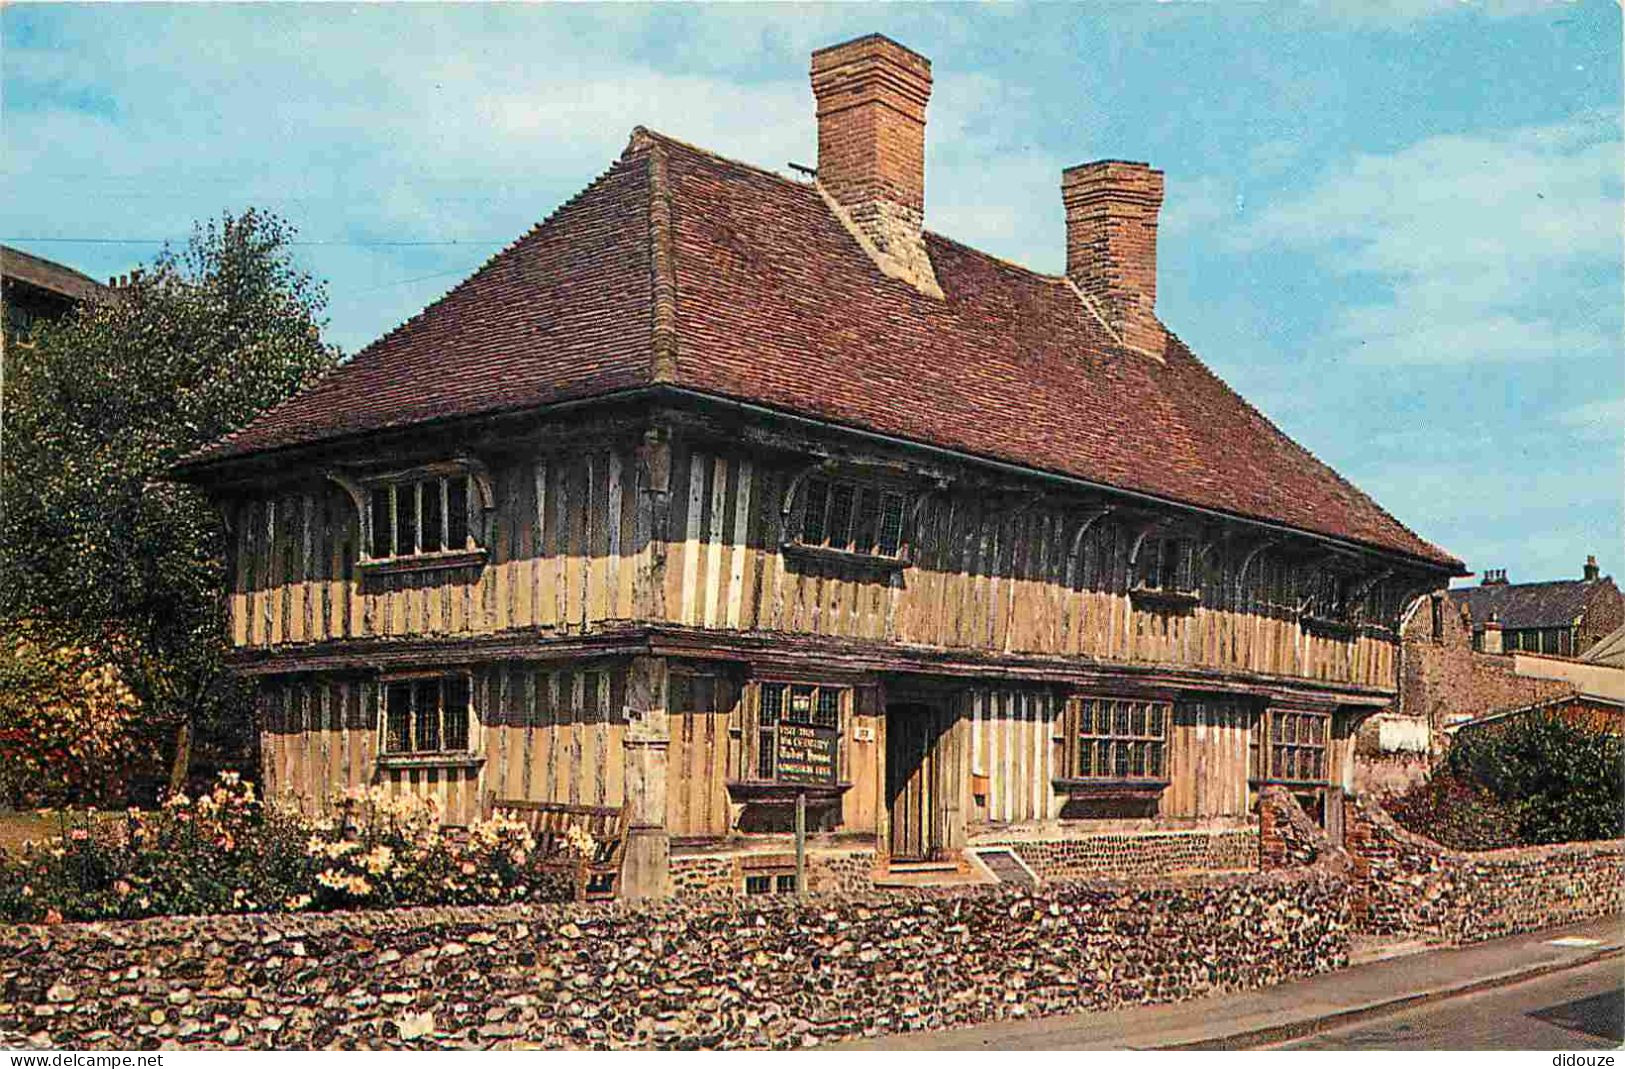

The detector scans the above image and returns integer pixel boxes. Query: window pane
[814,688,841,730]
[878,494,906,557]
[788,685,817,725]
[801,479,829,545]
[757,728,776,779]
[851,488,879,554]
[396,484,418,557]
[1113,741,1129,777]
[1148,741,1163,777]
[826,484,855,550]
[447,477,469,550]
[385,683,411,753]
[414,680,441,752]
[423,479,444,553]
[443,677,470,751]
[1113,702,1130,737]
[371,490,392,558]
[1130,702,1145,737]
[759,684,783,726]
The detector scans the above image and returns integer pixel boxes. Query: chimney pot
[1062,160,1167,356]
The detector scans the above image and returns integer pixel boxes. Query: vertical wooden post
[795,789,807,896]
[621,655,671,899]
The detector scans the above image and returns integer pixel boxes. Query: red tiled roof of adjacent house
[183,129,1460,569]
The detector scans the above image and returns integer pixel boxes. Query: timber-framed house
[176,35,1463,898]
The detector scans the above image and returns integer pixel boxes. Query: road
[1279,956,1624,1050]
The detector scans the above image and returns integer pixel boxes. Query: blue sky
[4,2,1620,585]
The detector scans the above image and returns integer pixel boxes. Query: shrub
[0,626,140,808]
[0,775,581,923]
[1385,771,1522,850]
[1442,712,1624,846]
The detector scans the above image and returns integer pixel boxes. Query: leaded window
[798,477,907,558]
[753,681,844,781]
[366,474,475,560]
[1253,708,1330,785]
[382,675,472,754]
[1071,697,1170,780]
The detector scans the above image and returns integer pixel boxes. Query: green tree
[1445,711,1625,845]
[1,210,340,797]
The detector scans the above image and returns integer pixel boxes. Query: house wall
[228,443,650,648]
[227,434,1409,695]
[660,442,1404,687]
[257,661,631,826]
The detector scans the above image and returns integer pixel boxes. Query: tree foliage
[1,210,340,797]
[1443,712,1624,845]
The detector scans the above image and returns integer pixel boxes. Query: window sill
[359,548,488,578]
[1052,777,1169,798]
[377,753,485,771]
[725,780,852,805]
[780,542,907,576]
[1249,777,1330,790]
[1128,586,1200,613]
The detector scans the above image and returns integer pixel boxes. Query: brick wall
[0,868,1349,1050]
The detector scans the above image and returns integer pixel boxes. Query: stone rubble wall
[0,866,1348,1050]
[1343,793,1625,943]
[983,828,1259,881]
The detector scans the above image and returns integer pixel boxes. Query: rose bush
[0,774,584,923]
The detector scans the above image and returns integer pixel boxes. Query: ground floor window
[382,675,472,754]
[1252,708,1330,785]
[1067,696,1171,780]
[752,681,844,783]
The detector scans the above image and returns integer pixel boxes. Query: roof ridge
[639,131,680,383]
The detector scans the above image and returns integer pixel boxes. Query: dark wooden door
[886,701,950,861]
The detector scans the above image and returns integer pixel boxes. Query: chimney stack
[1062,160,1166,355]
[1480,612,1504,655]
[1584,555,1600,582]
[810,35,941,297]
[1481,568,1509,586]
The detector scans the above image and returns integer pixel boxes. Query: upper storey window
[334,460,491,576]
[1129,531,1198,612]
[795,476,908,560]
[368,473,473,560]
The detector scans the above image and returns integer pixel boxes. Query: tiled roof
[1583,624,1625,668]
[183,130,1459,569]
[1456,579,1611,631]
[1,245,109,304]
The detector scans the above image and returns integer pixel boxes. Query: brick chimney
[1062,160,1166,355]
[1480,612,1504,655]
[1584,554,1600,582]
[810,34,941,298]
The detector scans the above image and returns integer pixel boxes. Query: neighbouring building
[1457,557,1622,659]
[1,244,110,348]
[1358,561,1625,794]
[174,35,1463,898]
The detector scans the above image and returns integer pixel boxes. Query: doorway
[885,700,954,861]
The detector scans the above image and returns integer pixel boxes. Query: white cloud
[1557,396,1625,442]
[1235,111,1622,366]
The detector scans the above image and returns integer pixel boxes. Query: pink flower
[68,828,89,842]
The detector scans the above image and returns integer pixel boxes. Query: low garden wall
[1344,793,1625,943]
[0,861,1349,1050]
[985,828,1259,881]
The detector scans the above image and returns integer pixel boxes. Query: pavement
[835,914,1625,1050]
